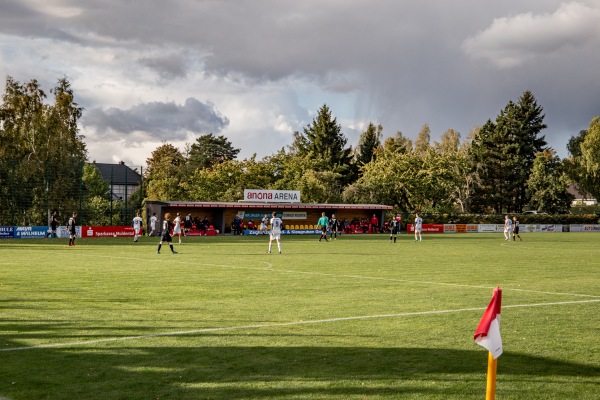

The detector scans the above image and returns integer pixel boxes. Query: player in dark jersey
[157,213,178,254]
[512,216,522,241]
[329,213,341,240]
[389,214,401,243]
[67,212,77,246]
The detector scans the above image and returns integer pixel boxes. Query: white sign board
[243,189,301,203]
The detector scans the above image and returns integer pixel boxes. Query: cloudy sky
[1,0,599,167]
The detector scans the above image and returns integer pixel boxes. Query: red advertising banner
[82,226,135,238]
[407,224,444,233]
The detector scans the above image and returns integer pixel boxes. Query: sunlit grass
[0,233,598,399]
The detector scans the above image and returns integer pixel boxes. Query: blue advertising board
[0,226,14,238]
[13,226,49,239]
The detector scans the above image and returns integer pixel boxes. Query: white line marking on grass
[71,253,600,299]
[2,299,598,352]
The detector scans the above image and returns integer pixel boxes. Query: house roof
[92,162,141,185]
[567,184,596,200]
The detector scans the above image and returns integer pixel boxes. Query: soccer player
[67,212,77,246]
[258,214,269,235]
[317,212,329,242]
[157,213,177,254]
[149,213,157,236]
[512,216,522,241]
[389,213,401,243]
[503,215,513,241]
[132,211,143,242]
[267,211,283,254]
[173,212,183,244]
[329,213,340,240]
[45,211,59,238]
[414,213,423,241]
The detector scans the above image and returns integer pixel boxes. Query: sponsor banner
[13,226,48,239]
[243,189,301,203]
[478,224,503,233]
[0,226,15,238]
[245,229,319,235]
[444,224,456,233]
[282,212,307,220]
[583,224,600,231]
[466,224,479,233]
[237,211,307,220]
[570,224,583,232]
[521,224,563,233]
[81,226,134,238]
[237,211,263,219]
[407,224,444,233]
[521,224,537,233]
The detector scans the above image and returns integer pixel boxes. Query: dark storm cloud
[137,53,189,80]
[82,98,229,140]
[2,0,599,161]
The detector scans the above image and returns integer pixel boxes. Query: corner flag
[474,287,503,359]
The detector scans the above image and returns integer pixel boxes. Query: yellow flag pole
[485,351,498,400]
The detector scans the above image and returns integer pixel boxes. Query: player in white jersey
[258,214,269,235]
[503,215,513,241]
[267,211,282,254]
[132,211,143,242]
[149,213,157,236]
[414,213,423,241]
[173,212,183,244]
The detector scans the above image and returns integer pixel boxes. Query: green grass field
[1,232,598,400]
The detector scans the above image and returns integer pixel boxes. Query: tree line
[2,76,599,225]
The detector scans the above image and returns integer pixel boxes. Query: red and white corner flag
[474,287,503,359]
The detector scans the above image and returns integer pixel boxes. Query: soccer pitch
[1,233,598,400]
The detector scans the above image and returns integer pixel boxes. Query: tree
[568,117,600,201]
[469,91,547,213]
[414,124,431,155]
[187,133,240,170]
[187,156,277,202]
[383,131,412,154]
[293,104,355,186]
[355,123,382,167]
[436,128,461,154]
[268,149,343,203]
[580,117,600,196]
[526,150,574,213]
[144,143,187,200]
[343,146,455,212]
[0,76,86,225]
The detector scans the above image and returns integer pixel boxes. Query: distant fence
[0,161,143,227]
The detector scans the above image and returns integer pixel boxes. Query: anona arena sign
[243,189,301,203]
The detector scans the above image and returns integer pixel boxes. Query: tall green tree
[187,133,240,170]
[0,76,86,224]
[293,104,355,187]
[469,91,547,213]
[580,117,600,198]
[526,150,573,213]
[355,123,382,167]
[144,143,186,201]
[567,117,600,201]
[414,124,432,155]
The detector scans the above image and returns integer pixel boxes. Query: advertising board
[81,226,134,238]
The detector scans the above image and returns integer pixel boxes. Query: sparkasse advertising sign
[243,189,301,203]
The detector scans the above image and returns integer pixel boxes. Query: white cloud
[463,2,600,68]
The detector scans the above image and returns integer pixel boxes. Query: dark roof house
[92,161,141,200]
